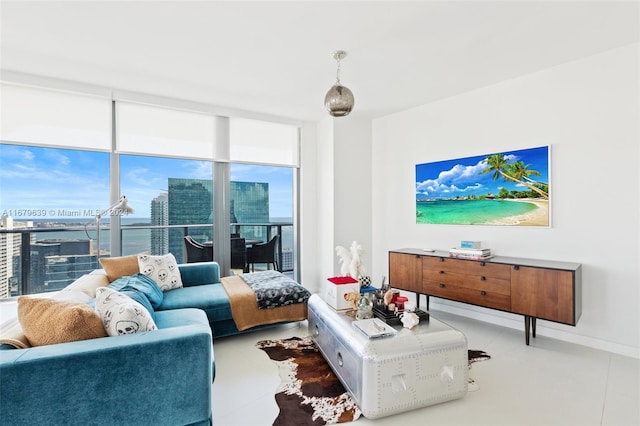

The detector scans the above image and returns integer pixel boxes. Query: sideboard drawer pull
[480,276,486,281]
[480,290,487,296]
[439,270,445,274]
[439,283,445,288]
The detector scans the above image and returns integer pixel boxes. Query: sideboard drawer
[423,269,510,296]
[424,281,511,311]
[423,256,511,280]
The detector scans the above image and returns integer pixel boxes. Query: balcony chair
[230,237,248,273]
[184,235,213,263]
[246,235,280,272]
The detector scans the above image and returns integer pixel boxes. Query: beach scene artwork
[416,146,550,226]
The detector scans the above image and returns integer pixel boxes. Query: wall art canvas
[416,146,550,226]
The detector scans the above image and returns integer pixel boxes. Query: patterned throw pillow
[95,287,157,336]
[137,253,183,291]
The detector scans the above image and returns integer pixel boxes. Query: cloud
[43,150,70,167]
[417,160,489,198]
[186,161,214,179]
[124,167,156,187]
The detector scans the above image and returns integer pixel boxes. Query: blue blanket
[240,271,311,310]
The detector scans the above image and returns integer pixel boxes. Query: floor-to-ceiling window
[0,82,112,297]
[0,144,110,295]
[119,155,214,264]
[230,164,294,271]
[227,117,299,274]
[0,80,301,298]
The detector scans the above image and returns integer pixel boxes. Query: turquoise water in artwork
[416,199,537,225]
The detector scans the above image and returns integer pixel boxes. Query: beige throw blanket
[220,275,308,331]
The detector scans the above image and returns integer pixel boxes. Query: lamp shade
[324,84,355,117]
[112,196,135,214]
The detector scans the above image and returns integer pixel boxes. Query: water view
[416,199,537,225]
[29,217,294,255]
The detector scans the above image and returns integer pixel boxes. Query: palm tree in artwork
[480,154,549,199]
[509,160,546,186]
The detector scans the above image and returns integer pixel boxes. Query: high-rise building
[29,239,96,294]
[168,178,213,263]
[150,193,169,255]
[166,178,270,264]
[230,181,270,242]
[1,216,17,297]
[0,216,34,297]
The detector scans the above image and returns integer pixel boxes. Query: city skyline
[0,144,294,220]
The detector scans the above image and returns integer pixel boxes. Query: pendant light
[324,50,355,117]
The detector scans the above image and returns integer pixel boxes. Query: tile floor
[212,309,640,426]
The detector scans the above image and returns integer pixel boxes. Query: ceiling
[1,1,638,122]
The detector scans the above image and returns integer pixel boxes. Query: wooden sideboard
[389,249,582,345]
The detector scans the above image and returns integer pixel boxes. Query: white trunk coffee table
[308,293,469,419]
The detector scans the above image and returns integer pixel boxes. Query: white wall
[299,122,320,293]
[304,117,373,292]
[314,118,335,292]
[370,44,640,357]
[333,118,373,275]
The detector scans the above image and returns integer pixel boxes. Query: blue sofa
[160,261,250,338]
[0,307,213,425]
[165,261,306,338]
[0,261,244,425]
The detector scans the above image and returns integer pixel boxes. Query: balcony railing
[0,221,293,299]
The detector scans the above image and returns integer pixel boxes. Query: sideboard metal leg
[524,315,531,345]
[532,317,537,338]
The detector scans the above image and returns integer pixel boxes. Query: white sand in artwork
[486,199,549,226]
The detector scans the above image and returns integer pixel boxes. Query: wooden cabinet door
[389,252,422,293]
[511,266,575,325]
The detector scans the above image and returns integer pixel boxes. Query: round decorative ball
[358,275,372,288]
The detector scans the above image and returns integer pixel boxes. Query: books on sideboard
[449,247,492,260]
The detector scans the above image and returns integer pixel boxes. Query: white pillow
[63,273,109,297]
[95,287,157,336]
[137,253,183,292]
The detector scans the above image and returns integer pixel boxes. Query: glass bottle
[356,292,373,320]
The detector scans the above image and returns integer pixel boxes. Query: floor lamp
[95,196,134,259]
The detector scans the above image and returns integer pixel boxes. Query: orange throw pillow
[99,255,140,282]
[18,297,107,346]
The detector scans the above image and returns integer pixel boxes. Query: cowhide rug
[257,336,491,426]
[257,336,361,425]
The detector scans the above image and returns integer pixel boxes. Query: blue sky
[0,144,293,219]
[415,146,549,200]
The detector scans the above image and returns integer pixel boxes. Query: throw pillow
[99,255,140,282]
[95,287,157,336]
[17,297,107,346]
[63,273,109,297]
[52,289,93,304]
[108,273,164,313]
[137,253,183,291]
